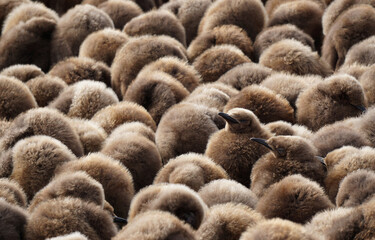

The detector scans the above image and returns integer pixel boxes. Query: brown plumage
[265,0,326,19]
[111,35,187,98]
[198,179,258,208]
[128,183,208,229]
[0,198,28,240]
[0,0,30,28]
[0,149,13,178]
[0,178,27,207]
[250,136,327,197]
[265,120,314,140]
[344,36,375,67]
[259,39,332,77]
[359,64,375,106]
[193,45,251,83]
[323,146,360,172]
[0,75,37,120]
[188,82,239,99]
[224,85,295,124]
[184,87,230,111]
[47,232,88,240]
[338,62,371,80]
[296,74,367,131]
[79,29,128,66]
[108,121,155,143]
[154,153,229,191]
[0,64,44,82]
[358,106,375,147]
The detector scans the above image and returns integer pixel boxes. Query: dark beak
[114,216,128,224]
[315,156,327,171]
[351,104,366,113]
[251,138,272,150]
[219,112,239,124]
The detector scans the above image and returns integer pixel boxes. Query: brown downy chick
[197,203,264,240]
[359,64,375,106]
[265,0,326,18]
[358,106,375,146]
[0,0,30,28]
[205,108,272,186]
[193,45,251,83]
[256,174,334,223]
[79,29,128,66]
[0,178,27,207]
[344,36,375,67]
[265,121,314,140]
[0,198,28,240]
[296,74,367,131]
[188,82,239,99]
[108,122,155,143]
[198,179,258,208]
[128,183,208,229]
[111,35,187,98]
[323,145,360,172]
[250,135,327,197]
[154,153,229,191]
[184,87,230,111]
[0,64,44,82]
[224,85,295,124]
[338,63,371,80]
[0,149,13,178]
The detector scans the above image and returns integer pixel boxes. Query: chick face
[219,108,261,133]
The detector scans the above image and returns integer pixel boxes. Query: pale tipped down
[0,198,28,240]
[338,63,371,80]
[359,64,375,106]
[0,64,44,82]
[265,121,314,140]
[0,0,30,27]
[47,232,88,240]
[108,122,155,143]
[0,178,27,207]
[344,36,375,67]
[184,87,230,111]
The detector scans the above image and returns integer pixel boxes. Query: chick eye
[276,147,286,156]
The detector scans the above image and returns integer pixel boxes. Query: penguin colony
[1,0,375,239]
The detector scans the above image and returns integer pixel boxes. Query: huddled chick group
[1,0,375,239]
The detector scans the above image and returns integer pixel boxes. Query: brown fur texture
[98,0,143,29]
[128,183,208,229]
[48,57,111,86]
[265,0,326,18]
[206,108,272,186]
[91,101,156,134]
[194,82,239,99]
[154,153,228,191]
[0,118,11,138]
[251,136,327,197]
[253,24,315,61]
[28,171,105,212]
[113,210,196,240]
[322,5,375,70]
[0,108,84,157]
[224,85,295,124]
[0,198,28,240]
[140,56,201,92]
[0,178,27,207]
[47,232,88,240]
[49,80,118,119]
[0,149,14,178]
[0,64,44,82]
[124,71,189,124]
[156,102,225,163]
[188,24,253,61]
[101,132,162,191]
[358,106,375,146]
[338,63,371,80]
[25,197,117,240]
[296,74,367,131]
[79,28,128,66]
[359,64,375,106]
[0,75,37,120]
[197,203,264,240]
[265,121,314,140]
[184,87,230,111]
[256,174,334,223]
[198,179,258,208]
[260,39,332,77]
[108,121,155,143]
[0,0,30,28]
[193,45,251,83]
[198,0,267,41]
[323,145,360,171]
[111,35,187,98]
[56,153,134,218]
[344,36,375,67]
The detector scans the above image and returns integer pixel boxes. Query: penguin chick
[0,118,11,138]
[250,135,326,197]
[0,0,30,28]
[205,108,272,186]
[154,153,229,191]
[190,82,239,99]
[193,45,251,83]
[55,153,134,218]
[0,108,84,157]
[217,62,273,90]
[322,5,375,70]
[197,203,264,240]
[51,4,114,65]
[124,10,186,47]
[224,85,295,124]
[0,149,14,178]
[338,63,371,80]
[156,102,225,163]
[128,183,208,229]
[111,35,187,97]
[108,122,155,143]
[0,64,44,82]
[344,36,375,67]
[48,57,111,86]
[358,106,375,146]
[259,39,332,77]
[296,74,367,131]
[98,0,143,29]
[198,0,267,41]
[0,178,27,207]
[187,24,253,61]
[253,24,315,61]
[79,28,128,66]
[265,121,314,140]
[0,198,28,240]
[28,171,105,213]
[113,210,196,240]
[323,145,360,171]
[25,197,117,240]
[336,169,375,207]
[0,75,37,120]
[124,71,189,124]
[359,64,375,106]
[265,0,326,21]
[49,80,119,119]
[47,232,88,240]
[184,87,230,111]
[10,135,77,200]
[91,101,156,134]
[256,174,334,223]
[198,179,258,208]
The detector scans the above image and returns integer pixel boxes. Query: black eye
[276,148,286,156]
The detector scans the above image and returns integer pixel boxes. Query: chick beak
[114,216,128,225]
[251,138,273,150]
[219,112,239,124]
[351,104,366,113]
[315,156,327,171]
